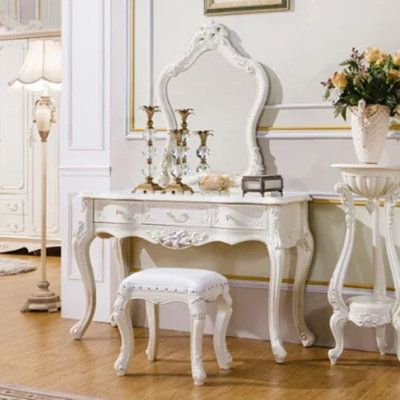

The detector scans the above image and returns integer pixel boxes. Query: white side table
[328,164,400,364]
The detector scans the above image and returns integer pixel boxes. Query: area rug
[0,259,36,276]
[0,383,105,400]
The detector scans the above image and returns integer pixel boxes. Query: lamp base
[21,281,60,313]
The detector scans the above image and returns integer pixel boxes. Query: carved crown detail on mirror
[157,21,269,187]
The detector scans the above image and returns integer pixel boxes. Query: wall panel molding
[126,3,400,136]
[67,0,106,151]
[59,165,111,176]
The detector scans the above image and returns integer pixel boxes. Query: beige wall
[110,0,400,290]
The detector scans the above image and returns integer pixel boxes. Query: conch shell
[199,174,231,193]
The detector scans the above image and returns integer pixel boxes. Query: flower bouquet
[322,48,400,163]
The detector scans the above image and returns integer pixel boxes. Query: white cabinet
[0,39,59,252]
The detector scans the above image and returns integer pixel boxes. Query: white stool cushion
[122,268,228,299]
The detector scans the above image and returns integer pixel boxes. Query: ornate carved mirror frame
[157,21,269,186]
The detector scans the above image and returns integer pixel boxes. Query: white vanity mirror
[157,22,269,187]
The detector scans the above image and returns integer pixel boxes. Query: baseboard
[132,278,396,355]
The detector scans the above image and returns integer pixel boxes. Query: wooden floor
[0,255,400,400]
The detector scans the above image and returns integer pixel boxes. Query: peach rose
[375,52,387,66]
[365,47,386,64]
[389,69,400,80]
[393,51,400,67]
[331,72,348,90]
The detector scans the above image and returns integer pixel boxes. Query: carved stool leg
[267,245,287,363]
[189,298,206,385]
[293,230,316,347]
[114,286,134,376]
[213,290,233,369]
[375,326,387,356]
[145,302,159,362]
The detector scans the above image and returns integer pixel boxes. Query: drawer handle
[167,212,189,224]
[225,214,246,227]
[115,208,135,223]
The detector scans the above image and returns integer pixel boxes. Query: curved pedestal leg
[69,234,96,340]
[375,326,386,356]
[111,238,131,327]
[114,287,134,376]
[145,302,159,362]
[328,312,347,365]
[384,185,400,361]
[293,231,316,347]
[267,245,287,364]
[327,183,355,364]
[189,298,206,385]
[213,290,233,369]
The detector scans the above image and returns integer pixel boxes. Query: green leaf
[341,107,347,121]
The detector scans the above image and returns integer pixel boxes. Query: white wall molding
[125,1,400,142]
[126,129,400,141]
[125,0,154,136]
[66,0,106,152]
[133,279,396,353]
[258,130,400,140]
[61,0,114,323]
[264,102,333,110]
[228,278,393,297]
[59,165,111,176]
[146,0,154,105]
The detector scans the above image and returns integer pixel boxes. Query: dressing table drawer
[142,203,212,227]
[213,205,268,230]
[94,200,142,224]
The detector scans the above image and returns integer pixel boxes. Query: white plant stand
[328,164,400,365]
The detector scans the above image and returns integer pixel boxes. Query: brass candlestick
[195,130,213,172]
[163,129,194,194]
[176,108,193,176]
[133,105,164,193]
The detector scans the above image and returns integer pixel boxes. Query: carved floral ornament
[149,229,209,249]
[165,22,255,78]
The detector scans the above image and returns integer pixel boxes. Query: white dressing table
[69,21,316,363]
[70,191,315,363]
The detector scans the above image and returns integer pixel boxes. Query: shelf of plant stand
[346,295,394,328]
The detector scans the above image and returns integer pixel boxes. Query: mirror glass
[166,49,258,181]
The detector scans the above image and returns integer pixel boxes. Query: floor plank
[0,254,399,400]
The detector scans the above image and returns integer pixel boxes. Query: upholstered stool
[113,268,233,385]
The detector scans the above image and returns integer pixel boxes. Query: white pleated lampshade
[9,39,62,92]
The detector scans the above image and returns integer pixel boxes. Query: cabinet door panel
[0,40,27,194]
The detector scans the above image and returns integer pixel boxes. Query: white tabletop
[81,190,311,205]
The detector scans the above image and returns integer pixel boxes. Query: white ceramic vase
[350,100,390,164]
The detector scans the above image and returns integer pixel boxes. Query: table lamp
[9,39,62,312]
